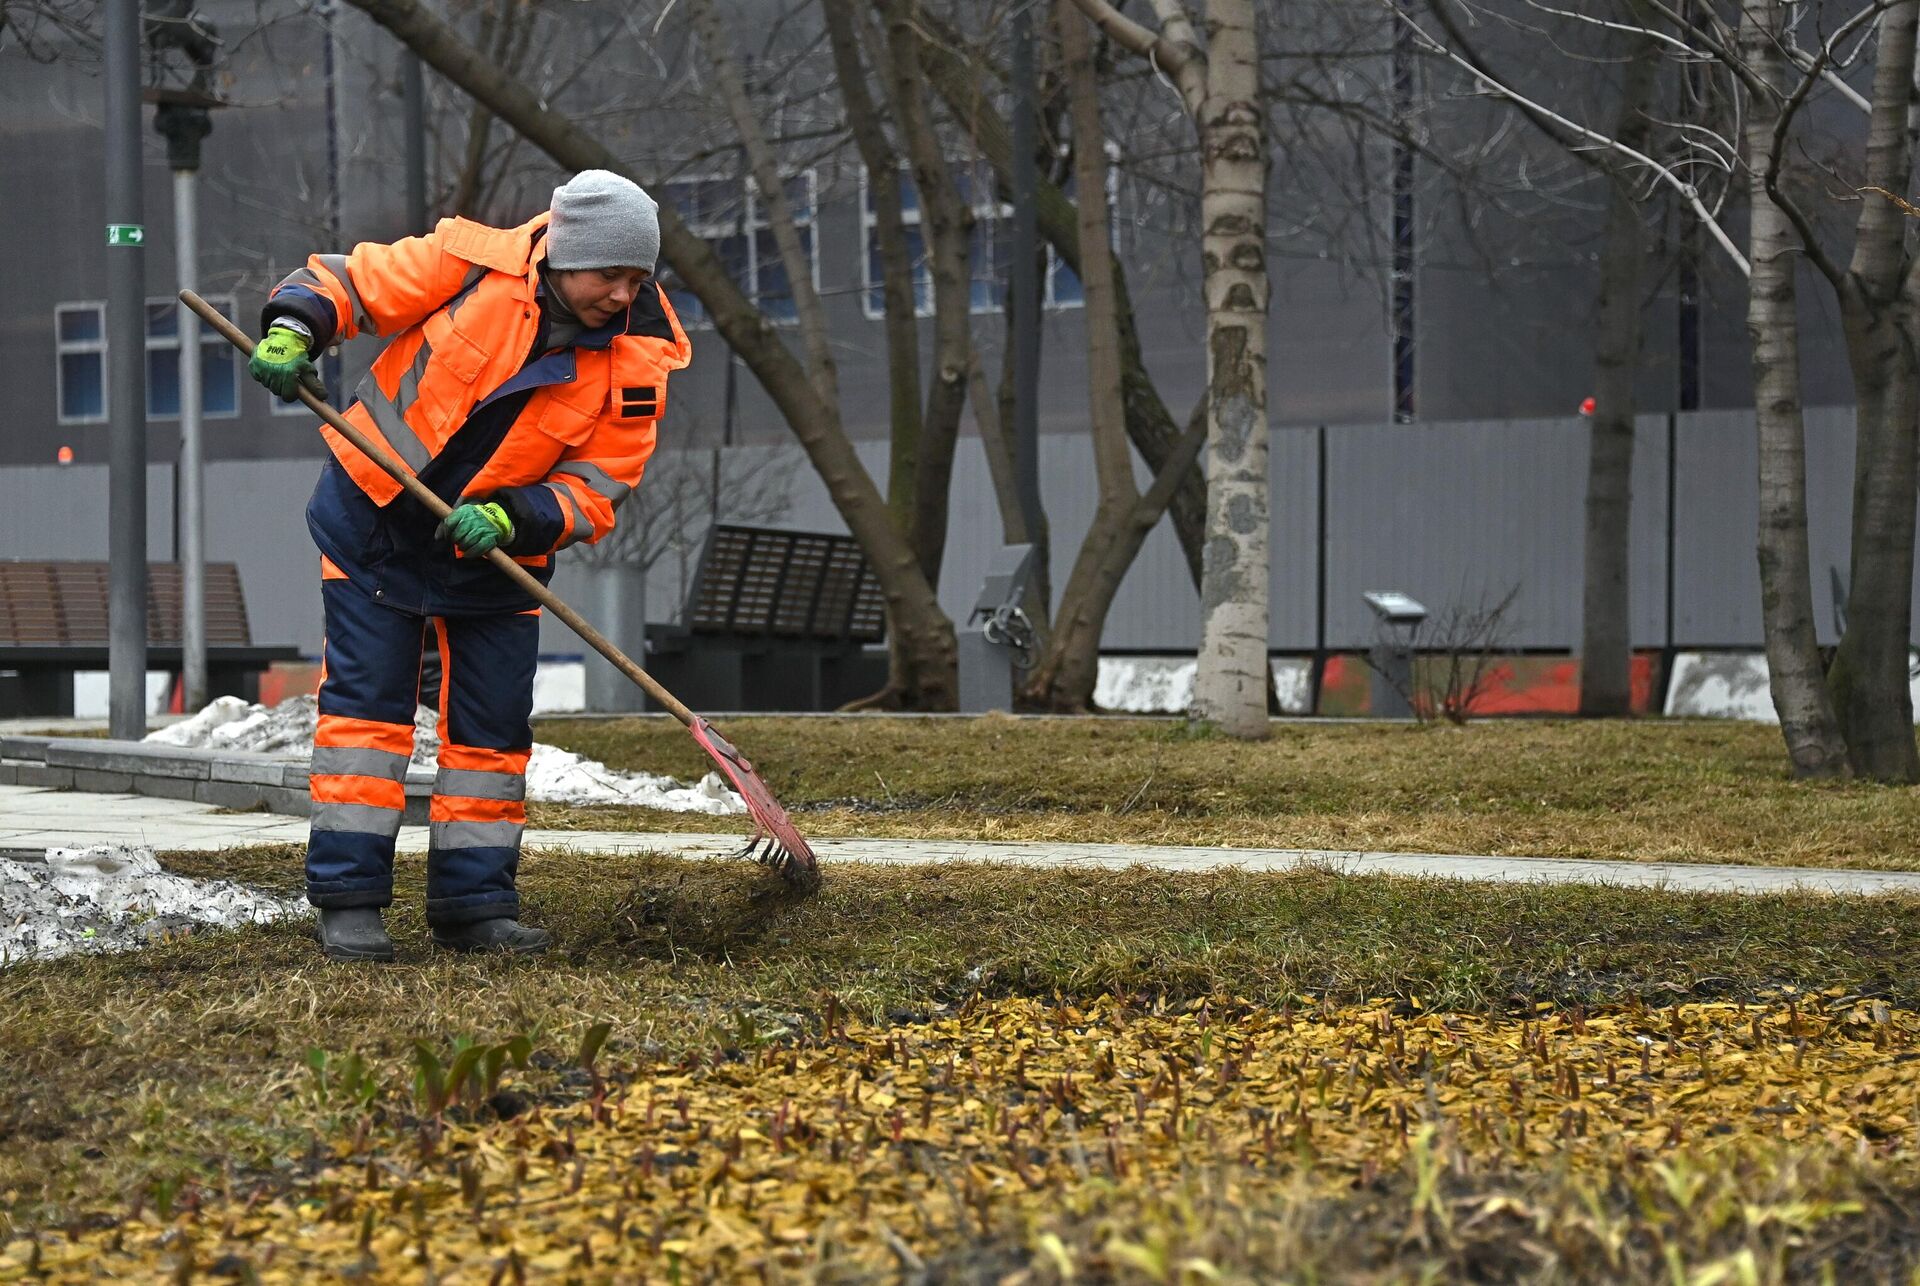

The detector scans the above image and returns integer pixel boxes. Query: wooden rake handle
[181,289,699,728]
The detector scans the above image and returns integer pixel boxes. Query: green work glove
[248,325,325,402]
[436,501,515,555]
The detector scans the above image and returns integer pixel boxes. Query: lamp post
[154,94,215,711]
[104,0,148,739]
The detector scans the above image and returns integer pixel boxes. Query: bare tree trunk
[967,352,1053,643]
[1072,0,1268,734]
[445,0,524,219]
[914,16,1206,590]
[1740,0,1849,778]
[1022,0,1136,709]
[996,246,1057,636]
[822,0,921,544]
[1189,2,1271,738]
[877,0,972,590]
[343,0,958,708]
[1578,13,1660,716]
[1830,0,1920,782]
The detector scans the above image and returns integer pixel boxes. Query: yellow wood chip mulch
[6,992,1917,1281]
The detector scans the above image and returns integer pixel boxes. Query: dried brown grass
[531,715,1920,869]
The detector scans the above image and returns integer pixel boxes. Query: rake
[182,289,819,890]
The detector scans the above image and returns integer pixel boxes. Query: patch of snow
[532,661,585,714]
[1664,653,1777,721]
[526,745,740,812]
[1270,658,1313,715]
[71,671,172,718]
[0,845,303,966]
[1667,651,1920,723]
[146,696,743,814]
[1096,656,1196,713]
[146,694,317,754]
[1096,656,1315,715]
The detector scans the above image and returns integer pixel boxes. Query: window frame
[55,301,109,426]
[659,168,820,329]
[145,293,242,422]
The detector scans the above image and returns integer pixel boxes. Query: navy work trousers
[305,571,538,927]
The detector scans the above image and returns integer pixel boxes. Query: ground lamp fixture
[1363,590,1427,719]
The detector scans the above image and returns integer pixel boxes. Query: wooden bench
[644,525,890,710]
[0,561,301,717]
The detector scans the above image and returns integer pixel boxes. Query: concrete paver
[5,783,1919,897]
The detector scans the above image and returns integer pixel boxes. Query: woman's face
[553,266,651,327]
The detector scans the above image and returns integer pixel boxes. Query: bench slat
[0,561,259,647]
[679,526,884,645]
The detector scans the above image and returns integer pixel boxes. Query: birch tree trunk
[1829,0,1920,782]
[1188,0,1271,737]
[1740,0,1849,777]
[1072,0,1269,737]
[344,0,959,708]
[1578,16,1659,717]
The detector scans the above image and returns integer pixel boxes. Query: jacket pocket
[420,306,491,386]
[535,383,601,445]
[415,316,493,440]
[436,323,491,385]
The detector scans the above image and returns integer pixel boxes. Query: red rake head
[687,718,820,889]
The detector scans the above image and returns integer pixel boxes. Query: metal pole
[1389,0,1417,423]
[1312,424,1327,713]
[175,167,206,710]
[105,0,148,739]
[1008,0,1041,543]
[401,51,427,233]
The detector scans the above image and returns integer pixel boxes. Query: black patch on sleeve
[620,385,658,418]
[623,280,678,341]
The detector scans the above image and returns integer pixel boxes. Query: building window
[859,164,1091,320]
[658,171,818,327]
[146,295,240,419]
[56,303,107,424]
[55,298,244,424]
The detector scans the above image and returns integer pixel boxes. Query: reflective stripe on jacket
[265,212,690,556]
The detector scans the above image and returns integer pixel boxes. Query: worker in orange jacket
[249,171,690,961]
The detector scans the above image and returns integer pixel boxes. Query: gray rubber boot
[431,918,552,955]
[316,907,395,962]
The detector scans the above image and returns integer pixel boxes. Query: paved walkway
[4,782,1919,896]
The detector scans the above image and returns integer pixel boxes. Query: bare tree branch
[690,0,839,406]
[1067,0,1205,113]
[1398,0,1750,274]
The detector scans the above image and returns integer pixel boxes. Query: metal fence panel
[1673,409,1762,648]
[202,460,328,649]
[0,463,173,561]
[1669,407,1886,648]
[1321,417,1671,650]
[4,409,1918,665]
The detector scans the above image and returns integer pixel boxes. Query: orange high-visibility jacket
[266,212,691,555]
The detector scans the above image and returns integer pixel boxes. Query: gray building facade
[0,1,1896,667]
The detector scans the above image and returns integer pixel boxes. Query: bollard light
[1363,591,1427,719]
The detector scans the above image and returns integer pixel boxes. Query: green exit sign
[105,224,145,246]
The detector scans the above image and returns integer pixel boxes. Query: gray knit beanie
[546,170,660,273]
